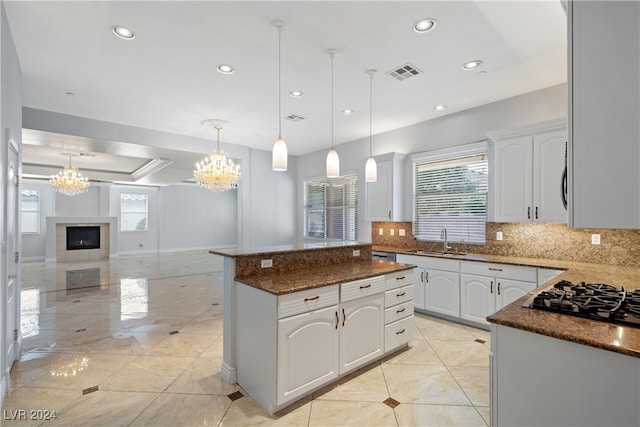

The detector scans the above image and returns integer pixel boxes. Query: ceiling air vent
[285,114,305,122]
[387,63,423,81]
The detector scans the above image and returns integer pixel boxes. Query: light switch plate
[399,229,406,236]
[591,234,601,245]
[261,259,273,268]
[496,231,503,241]
[379,228,384,235]
[353,249,360,257]
[390,229,395,236]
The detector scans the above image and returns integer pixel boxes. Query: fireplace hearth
[66,226,100,250]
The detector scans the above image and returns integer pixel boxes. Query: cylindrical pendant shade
[272,138,288,171]
[326,148,340,178]
[365,156,377,182]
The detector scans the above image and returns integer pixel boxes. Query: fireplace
[66,226,101,251]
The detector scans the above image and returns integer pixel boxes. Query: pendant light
[326,50,340,178]
[272,23,288,171]
[365,70,378,182]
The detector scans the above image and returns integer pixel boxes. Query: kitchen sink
[409,250,466,257]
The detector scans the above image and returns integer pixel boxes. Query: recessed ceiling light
[217,64,235,75]
[463,60,483,71]
[289,90,304,98]
[414,19,437,33]
[111,25,135,40]
[341,109,355,115]
[433,105,447,112]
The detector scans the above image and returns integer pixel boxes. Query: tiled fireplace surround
[45,216,118,262]
[373,221,640,267]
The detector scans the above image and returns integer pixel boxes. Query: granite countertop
[210,241,369,258]
[373,244,640,358]
[235,260,415,295]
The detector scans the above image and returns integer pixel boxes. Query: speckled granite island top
[210,241,367,258]
[235,260,415,295]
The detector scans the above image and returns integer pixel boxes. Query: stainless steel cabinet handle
[490,281,494,294]
[388,210,391,220]
[535,206,539,220]
[528,206,531,219]
[425,272,429,283]
[304,296,319,302]
[498,282,501,295]
[360,284,371,289]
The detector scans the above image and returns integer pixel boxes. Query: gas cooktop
[525,280,640,327]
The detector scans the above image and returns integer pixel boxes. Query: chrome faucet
[441,227,452,253]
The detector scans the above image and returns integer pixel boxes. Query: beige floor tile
[9,352,65,389]
[166,357,240,395]
[394,403,487,427]
[477,406,490,425]
[313,364,389,402]
[25,353,135,391]
[220,395,312,426]
[88,331,168,355]
[383,339,444,366]
[201,334,224,358]
[463,325,491,342]
[100,355,194,392]
[308,400,397,427]
[130,393,231,426]
[45,329,116,353]
[448,366,490,407]
[415,315,477,341]
[429,340,490,367]
[179,315,224,335]
[129,315,198,334]
[39,390,158,427]
[1,388,81,427]
[143,332,216,357]
[382,364,471,406]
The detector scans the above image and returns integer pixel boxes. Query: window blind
[413,152,488,244]
[304,175,358,241]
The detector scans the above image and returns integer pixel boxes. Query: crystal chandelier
[50,155,90,196]
[194,124,241,192]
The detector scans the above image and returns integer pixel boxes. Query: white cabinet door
[277,305,339,405]
[533,130,567,223]
[494,136,533,222]
[495,278,536,311]
[412,267,426,310]
[425,269,460,317]
[339,293,385,375]
[460,274,494,325]
[366,159,392,221]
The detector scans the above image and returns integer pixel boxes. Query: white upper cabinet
[569,1,640,229]
[365,152,405,221]
[489,119,567,223]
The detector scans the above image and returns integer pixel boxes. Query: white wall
[0,0,22,406]
[158,185,238,252]
[296,83,568,242]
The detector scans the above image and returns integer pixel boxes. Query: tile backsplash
[372,221,640,266]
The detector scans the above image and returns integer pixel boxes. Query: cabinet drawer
[424,257,460,272]
[384,300,413,324]
[460,261,537,282]
[386,270,413,290]
[341,276,385,303]
[278,284,339,319]
[385,316,413,353]
[385,284,413,307]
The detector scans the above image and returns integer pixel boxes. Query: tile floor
[2,251,490,426]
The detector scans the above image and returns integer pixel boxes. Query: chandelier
[194,123,241,192]
[50,155,90,196]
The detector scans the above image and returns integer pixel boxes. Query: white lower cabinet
[277,304,339,404]
[236,271,413,415]
[460,261,537,326]
[339,293,385,375]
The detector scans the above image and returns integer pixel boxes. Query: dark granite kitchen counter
[235,260,415,295]
[374,245,640,358]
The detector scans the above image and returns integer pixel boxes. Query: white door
[425,269,460,317]
[277,305,339,405]
[495,279,536,311]
[5,138,20,378]
[460,274,494,325]
[533,130,567,223]
[339,293,384,375]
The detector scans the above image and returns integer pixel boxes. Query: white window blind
[21,190,40,233]
[304,175,358,241]
[120,193,149,231]
[413,152,488,244]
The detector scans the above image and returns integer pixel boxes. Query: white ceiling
[5,0,567,186]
